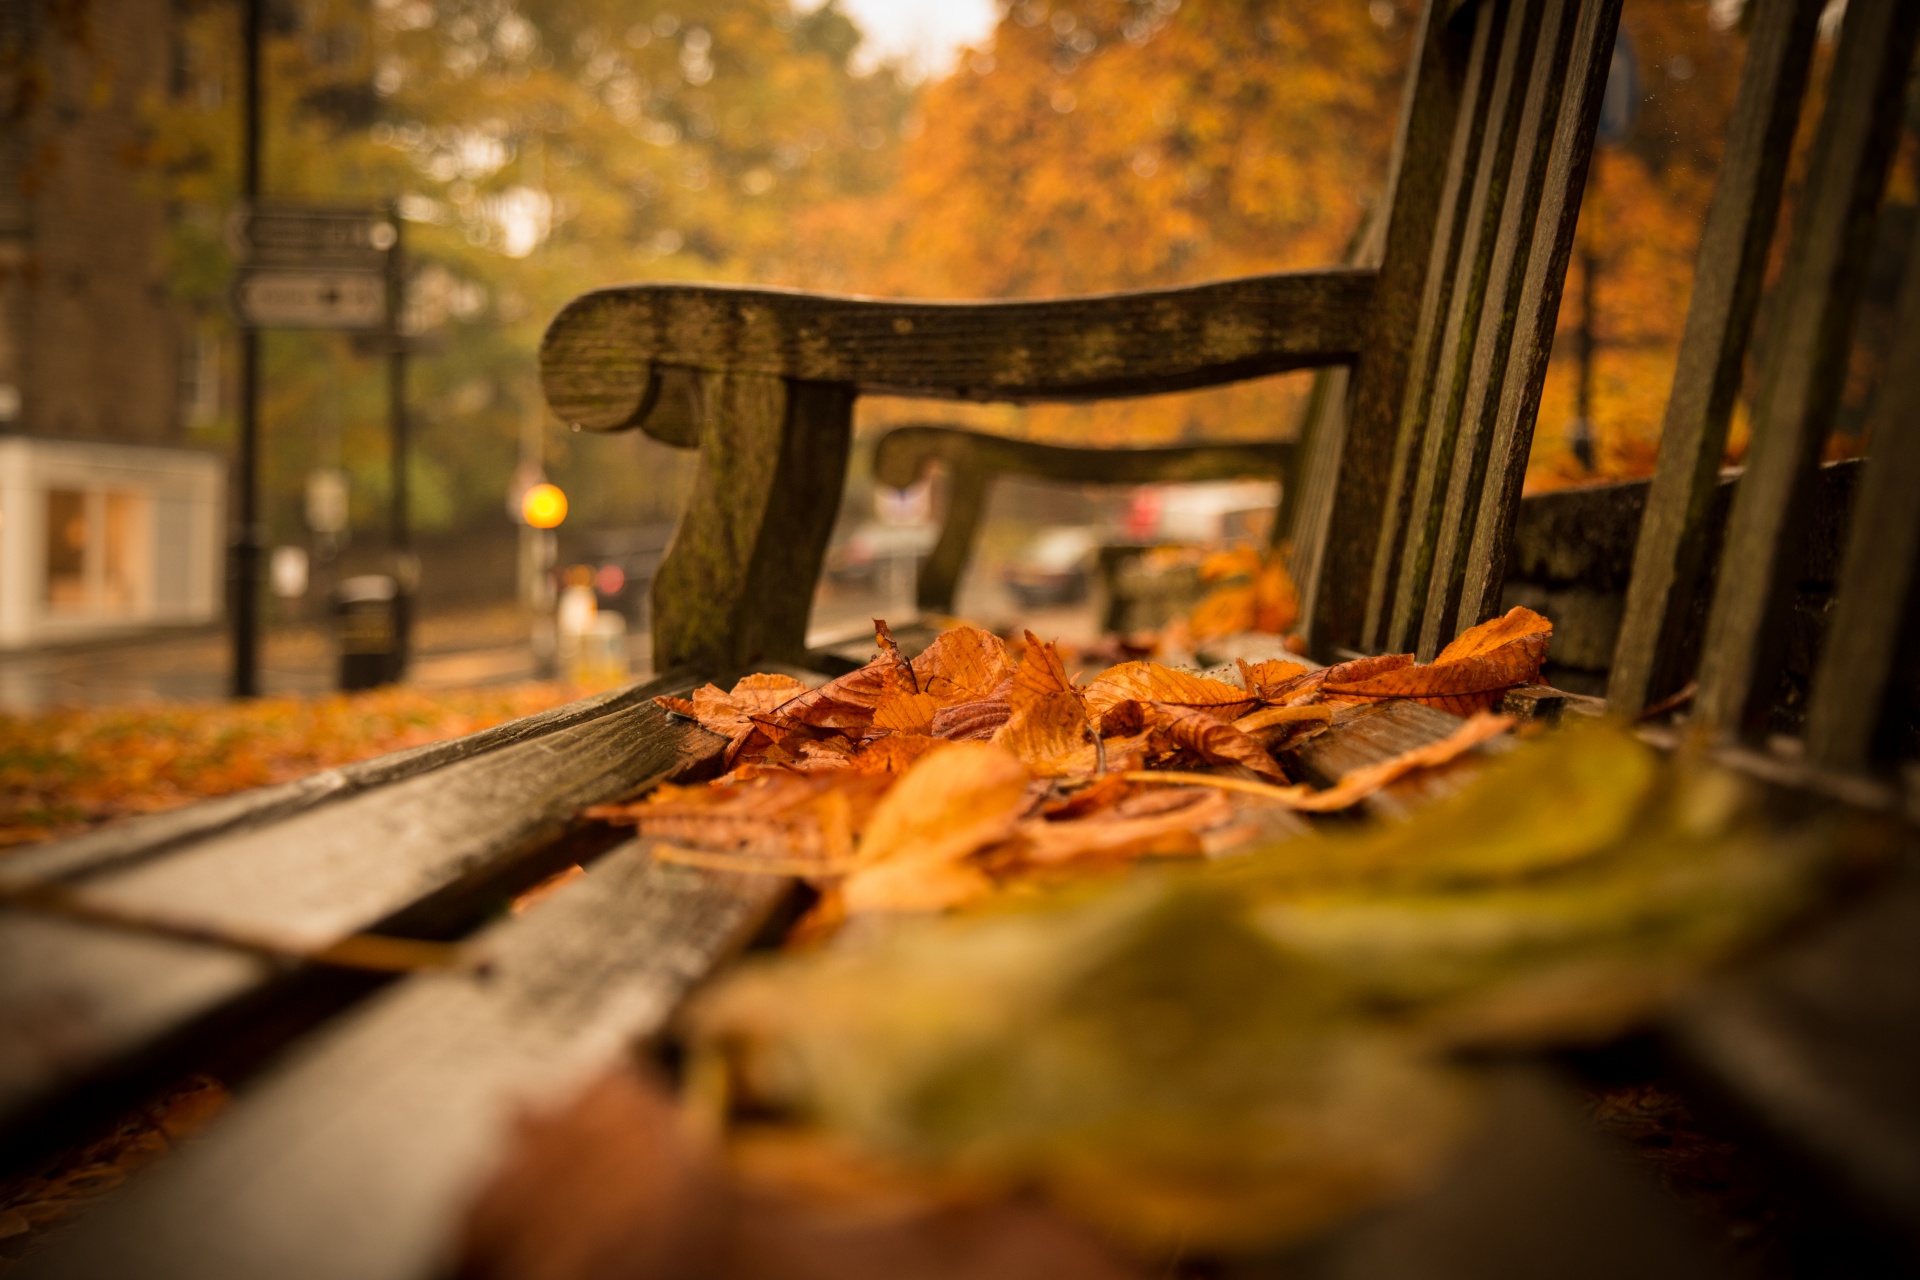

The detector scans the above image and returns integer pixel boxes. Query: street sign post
[228,196,413,694]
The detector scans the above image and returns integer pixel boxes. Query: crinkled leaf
[1323,607,1550,716]
[1082,662,1254,726]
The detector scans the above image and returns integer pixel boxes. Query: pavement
[0,605,549,711]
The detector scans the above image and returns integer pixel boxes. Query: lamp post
[231,0,264,697]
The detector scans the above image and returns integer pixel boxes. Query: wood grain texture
[1667,869,1920,1239]
[1414,0,1583,660]
[1360,0,1503,654]
[651,375,854,673]
[0,678,725,1142]
[1308,0,1472,656]
[873,424,1295,614]
[1803,238,1920,770]
[0,680,666,888]
[540,270,1376,430]
[1604,0,1823,716]
[1454,0,1624,638]
[19,844,787,1280]
[1383,0,1543,655]
[1693,0,1920,739]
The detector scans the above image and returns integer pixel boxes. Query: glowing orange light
[521,482,568,529]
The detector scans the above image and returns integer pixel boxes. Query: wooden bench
[9,0,1920,1273]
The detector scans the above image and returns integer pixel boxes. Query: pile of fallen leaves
[0,684,578,849]
[591,609,1553,923]
[462,720,1849,1280]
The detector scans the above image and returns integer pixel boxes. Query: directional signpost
[229,198,412,694]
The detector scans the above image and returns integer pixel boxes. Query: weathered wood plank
[1362,0,1505,656]
[0,677,727,1145]
[1693,0,1920,740]
[1667,867,1920,1241]
[18,845,787,1280]
[1382,0,1544,655]
[0,680,665,887]
[1803,236,1920,771]
[1604,0,1823,716]
[1308,0,1472,656]
[651,375,853,673]
[1414,0,1579,659]
[1454,0,1624,637]
[872,424,1295,616]
[540,270,1376,430]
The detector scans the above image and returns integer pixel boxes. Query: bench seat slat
[0,678,725,1142]
[18,846,785,1280]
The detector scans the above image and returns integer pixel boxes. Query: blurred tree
[149,0,911,540]
[847,0,1415,448]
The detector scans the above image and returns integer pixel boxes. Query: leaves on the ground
[1322,607,1552,716]
[0,684,581,849]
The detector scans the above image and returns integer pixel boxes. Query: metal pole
[230,0,264,697]
[387,208,412,677]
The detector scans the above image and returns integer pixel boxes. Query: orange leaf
[872,692,939,735]
[1135,701,1290,781]
[1235,658,1308,697]
[654,673,810,766]
[1082,661,1254,725]
[1015,787,1231,866]
[909,625,1015,706]
[1323,607,1551,715]
[841,742,1030,914]
[991,633,1099,777]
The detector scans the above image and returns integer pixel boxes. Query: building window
[45,488,150,616]
[45,490,89,611]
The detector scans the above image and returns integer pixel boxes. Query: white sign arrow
[234,268,388,330]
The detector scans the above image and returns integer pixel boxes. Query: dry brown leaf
[991,633,1098,777]
[1233,703,1334,752]
[930,698,1012,741]
[1133,701,1290,781]
[763,640,918,737]
[841,742,1032,914]
[1015,787,1233,865]
[910,625,1015,706]
[1122,710,1512,812]
[1322,608,1550,716]
[871,692,939,735]
[1257,653,1415,707]
[1082,661,1254,726]
[1236,658,1309,698]
[654,673,811,766]
[845,734,945,774]
[592,773,891,874]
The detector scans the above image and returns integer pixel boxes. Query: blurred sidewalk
[0,604,550,711]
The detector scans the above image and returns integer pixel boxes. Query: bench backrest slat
[1804,220,1920,768]
[1373,0,1535,654]
[1604,0,1825,716]
[1693,0,1920,738]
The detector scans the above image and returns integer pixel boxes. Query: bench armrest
[540,270,1374,434]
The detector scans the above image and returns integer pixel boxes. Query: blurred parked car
[1003,525,1098,608]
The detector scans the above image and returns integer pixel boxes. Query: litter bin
[333,574,404,690]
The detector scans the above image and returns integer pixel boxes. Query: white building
[0,437,225,648]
